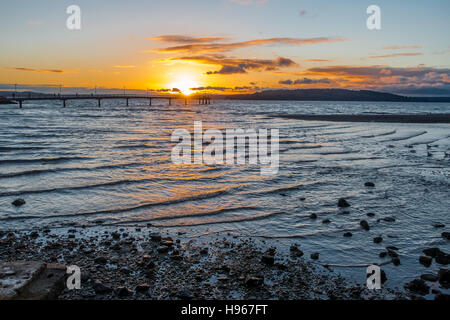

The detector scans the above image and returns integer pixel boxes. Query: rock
[367,213,375,217]
[436,251,449,265]
[420,274,438,282]
[94,256,107,265]
[386,246,399,251]
[149,233,162,242]
[339,211,350,215]
[12,198,26,207]
[438,269,449,288]
[322,219,331,224]
[379,252,387,258]
[135,284,150,293]
[433,224,445,228]
[299,197,306,201]
[419,256,432,267]
[404,279,430,295]
[387,249,399,258]
[93,280,112,294]
[343,232,353,237]
[311,252,319,260]
[116,286,132,297]
[360,220,370,231]
[245,277,263,287]
[364,182,375,187]
[290,246,303,257]
[261,254,275,265]
[383,217,396,222]
[309,213,317,219]
[29,231,39,239]
[111,232,120,240]
[373,236,383,244]
[442,232,450,240]
[392,257,401,266]
[423,248,441,258]
[200,248,208,255]
[337,198,350,208]
[157,246,169,253]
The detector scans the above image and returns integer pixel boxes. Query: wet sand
[273,113,450,123]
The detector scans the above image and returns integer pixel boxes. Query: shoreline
[272,113,450,123]
[1,226,410,300]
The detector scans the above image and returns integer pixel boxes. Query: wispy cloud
[369,53,423,59]
[228,0,268,5]
[6,67,64,73]
[279,78,332,85]
[114,65,135,69]
[150,35,230,43]
[151,36,347,54]
[382,45,422,50]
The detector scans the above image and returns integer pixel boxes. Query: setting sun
[169,74,199,95]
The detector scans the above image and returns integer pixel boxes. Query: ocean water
[1,100,449,292]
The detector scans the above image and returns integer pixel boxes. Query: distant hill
[223,89,450,102]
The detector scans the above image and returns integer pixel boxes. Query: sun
[170,74,199,95]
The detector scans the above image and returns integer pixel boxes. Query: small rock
[433,224,445,228]
[419,256,432,267]
[364,182,375,187]
[404,279,430,295]
[438,269,449,288]
[436,251,449,265]
[392,257,401,266]
[116,286,132,297]
[290,246,303,257]
[176,289,193,299]
[245,277,263,287]
[111,232,120,240]
[435,293,450,301]
[338,198,350,208]
[311,252,319,260]
[157,246,169,253]
[423,248,441,258]
[367,213,375,217]
[442,232,450,240]
[135,284,150,293]
[360,220,370,231]
[309,213,317,219]
[343,232,353,237]
[383,217,396,222]
[94,256,107,265]
[379,251,387,258]
[373,236,383,244]
[12,198,26,207]
[150,233,162,242]
[322,219,331,224]
[261,254,275,265]
[93,280,112,294]
[200,248,208,255]
[420,274,438,282]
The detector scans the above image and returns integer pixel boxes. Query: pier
[7,94,212,108]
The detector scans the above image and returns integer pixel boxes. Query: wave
[381,131,427,142]
[0,156,92,165]
[0,185,245,221]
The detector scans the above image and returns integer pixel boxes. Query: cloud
[152,37,346,54]
[28,21,41,25]
[279,78,332,85]
[150,35,230,44]
[305,59,329,62]
[369,53,423,59]
[299,9,307,16]
[382,45,422,50]
[114,65,135,68]
[6,67,64,73]
[170,55,297,74]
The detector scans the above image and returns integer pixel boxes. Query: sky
[0,0,449,96]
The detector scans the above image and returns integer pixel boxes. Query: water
[1,100,449,292]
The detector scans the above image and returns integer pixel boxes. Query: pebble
[94,256,107,265]
[442,232,450,240]
[360,220,370,231]
[311,252,319,260]
[373,236,383,244]
[135,284,150,293]
[343,232,353,237]
[337,198,350,208]
[420,274,438,282]
[309,213,317,219]
[419,256,432,267]
[93,280,112,294]
[404,279,430,295]
[12,198,26,207]
[364,182,375,187]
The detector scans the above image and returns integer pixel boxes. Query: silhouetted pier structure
[8,94,212,108]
